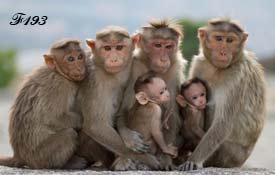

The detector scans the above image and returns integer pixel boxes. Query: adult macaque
[113,72,177,170]
[76,26,160,169]
[116,19,186,170]
[179,18,266,170]
[0,39,87,169]
[176,77,209,160]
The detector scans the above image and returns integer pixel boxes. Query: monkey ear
[176,95,187,107]
[132,33,141,45]
[242,32,249,43]
[86,39,96,50]
[198,28,206,41]
[43,54,56,69]
[135,92,149,105]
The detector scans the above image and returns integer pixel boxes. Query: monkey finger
[134,143,150,153]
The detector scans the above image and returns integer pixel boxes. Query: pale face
[98,39,132,74]
[184,82,207,110]
[147,77,170,104]
[206,31,241,68]
[144,38,177,74]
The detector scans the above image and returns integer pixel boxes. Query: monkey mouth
[105,65,123,73]
[72,74,85,81]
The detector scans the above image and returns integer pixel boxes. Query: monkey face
[96,38,132,74]
[205,32,242,68]
[59,49,87,81]
[144,38,176,74]
[99,44,128,73]
[183,82,207,110]
[147,77,170,104]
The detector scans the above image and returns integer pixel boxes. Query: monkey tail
[0,156,23,168]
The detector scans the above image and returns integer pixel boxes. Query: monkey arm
[83,121,160,169]
[150,107,176,157]
[188,87,237,165]
[66,111,83,130]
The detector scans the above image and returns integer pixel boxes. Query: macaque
[176,77,210,160]
[113,72,178,170]
[0,39,87,169]
[116,19,186,170]
[76,26,160,170]
[179,18,266,170]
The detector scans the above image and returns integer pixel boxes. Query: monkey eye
[226,37,234,43]
[116,45,124,51]
[67,56,75,62]
[166,45,173,49]
[192,96,198,100]
[215,36,223,41]
[160,91,164,95]
[104,46,111,51]
[78,54,83,60]
[154,43,162,48]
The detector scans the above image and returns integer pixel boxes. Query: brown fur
[179,18,266,170]
[75,26,161,170]
[0,39,87,169]
[116,19,186,170]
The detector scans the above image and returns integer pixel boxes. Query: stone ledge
[0,166,274,175]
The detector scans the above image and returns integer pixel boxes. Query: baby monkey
[176,77,209,159]
[129,72,178,158]
[114,72,178,170]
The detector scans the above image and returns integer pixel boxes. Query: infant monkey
[176,77,209,157]
[130,72,177,158]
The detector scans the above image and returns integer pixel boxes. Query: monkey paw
[177,161,202,171]
[122,130,150,153]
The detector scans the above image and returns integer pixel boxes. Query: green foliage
[179,19,206,62]
[0,49,17,88]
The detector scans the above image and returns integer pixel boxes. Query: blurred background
[0,0,274,169]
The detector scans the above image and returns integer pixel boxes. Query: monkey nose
[220,51,227,56]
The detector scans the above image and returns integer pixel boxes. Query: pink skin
[147,77,170,104]
[183,82,207,110]
[205,32,241,68]
[145,38,177,74]
[56,51,86,81]
[99,42,130,73]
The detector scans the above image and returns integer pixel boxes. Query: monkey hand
[163,144,178,158]
[177,161,202,171]
[159,154,175,170]
[121,129,150,153]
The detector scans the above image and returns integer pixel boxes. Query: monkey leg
[25,128,78,169]
[204,141,251,168]
[76,131,115,168]
[112,157,150,171]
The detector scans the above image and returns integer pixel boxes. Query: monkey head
[177,77,208,110]
[86,26,137,74]
[199,18,248,69]
[134,72,170,105]
[138,19,183,74]
[43,39,86,81]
